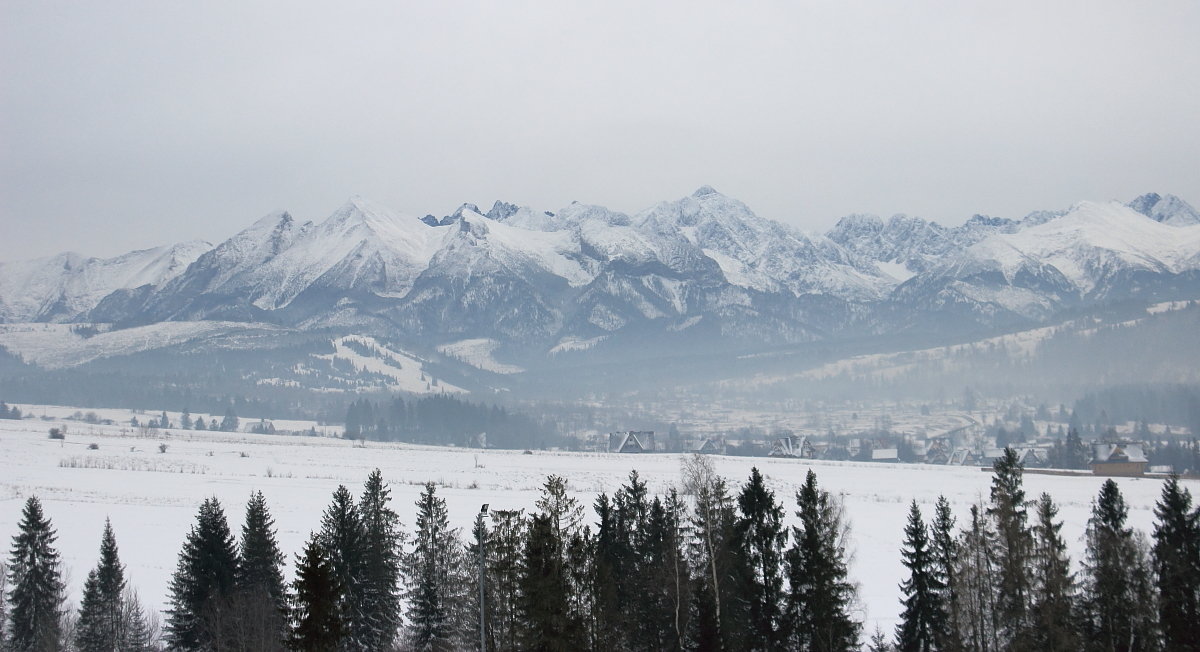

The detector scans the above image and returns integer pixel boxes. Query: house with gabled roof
[1090,442,1148,477]
[769,434,815,459]
[609,430,656,453]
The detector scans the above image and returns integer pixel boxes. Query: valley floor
[0,412,1174,637]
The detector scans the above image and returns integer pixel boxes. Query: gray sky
[2,1,1198,261]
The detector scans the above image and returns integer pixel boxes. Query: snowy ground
[0,413,1176,638]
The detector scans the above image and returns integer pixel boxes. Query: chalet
[1015,447,1049,468]
[1090,442,1148,477]
[924,438,953,465]
[609,430,656,454]
[694,436,726,455]
[769,435,816,459]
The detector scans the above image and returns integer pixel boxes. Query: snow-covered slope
[0,241,210,322]
[1126,192,1200,227]
[893,201,1200,323]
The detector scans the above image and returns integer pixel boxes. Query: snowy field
[0,411,1176,637]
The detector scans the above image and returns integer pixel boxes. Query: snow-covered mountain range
[2,189,1198,369]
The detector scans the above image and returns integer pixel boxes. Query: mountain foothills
[1,188,1199,383]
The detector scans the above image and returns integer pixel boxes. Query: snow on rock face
[1127,192,1200,227]
[0,241,211,322]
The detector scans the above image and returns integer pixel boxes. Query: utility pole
[478,504,489,652]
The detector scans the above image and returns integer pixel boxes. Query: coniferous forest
[3,454,1199,651]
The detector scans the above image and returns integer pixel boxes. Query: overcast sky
[2,1,1198,261]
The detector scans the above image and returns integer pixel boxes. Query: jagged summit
[2,189,1198,358]
[1127,192,1200,226]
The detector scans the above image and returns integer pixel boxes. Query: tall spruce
[986,448,1033,648]
[75,518,126,652]
[359,469,404,650]
[236,490,287,651]
[6,496,64,652]
[166,496,239,651]
[403,481,467,651]
[1151,475,1199,651]
[1080,479,1158,651]
[928,496,962,652]
[519,513,582,651]
[894,501,945,652]
[732,467,787,650]
[1029,493,1078,651]
[533,474,589,640]
[318,485,365,651]
[786,469,860,651]
[289,533,346,652]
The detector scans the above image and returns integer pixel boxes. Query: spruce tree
[166,496,239,651]
[289,533,345,652]
[75,518,126,652]
[236,490,287,651]
[358,469,404,650]
[786,470,860,651]
[1080,479,1158,651]
[928,496,962,652]
[318,484,365,651]
[519,513,581,651]
[6,496,64,652]
[403,481,467,651]
[732,467,787,649]
[986,448,1033,647]
[1151,475,1199,651]
[895,501,944,652]
[120,587,154,651]
[1030,493,1078,651]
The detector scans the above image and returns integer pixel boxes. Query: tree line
[343,395,563,450]
[4,454,1198,651]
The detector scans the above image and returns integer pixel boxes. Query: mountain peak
[692,185,721,198]
[1127,192,1200,227]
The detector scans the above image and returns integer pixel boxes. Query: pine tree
[1030,493,1078,651]
[986,448,1034,648]
[75,518,126,652]
[166,496,239,651]
[403,481,467,651]
[318,485,364,651]
[0,559,8,649]
[1080,479,1158,651]
[928,496,962,652]
[1151,475,1199,651]
[358,469,404,650]
[289,533,346,652]
[732,467,787,649]
[786,470,860,651]
[895,501,945,652]
[6,496,65,652]
[236,490,287,651]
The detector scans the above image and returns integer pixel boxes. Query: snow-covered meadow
[0,408,1175,636]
